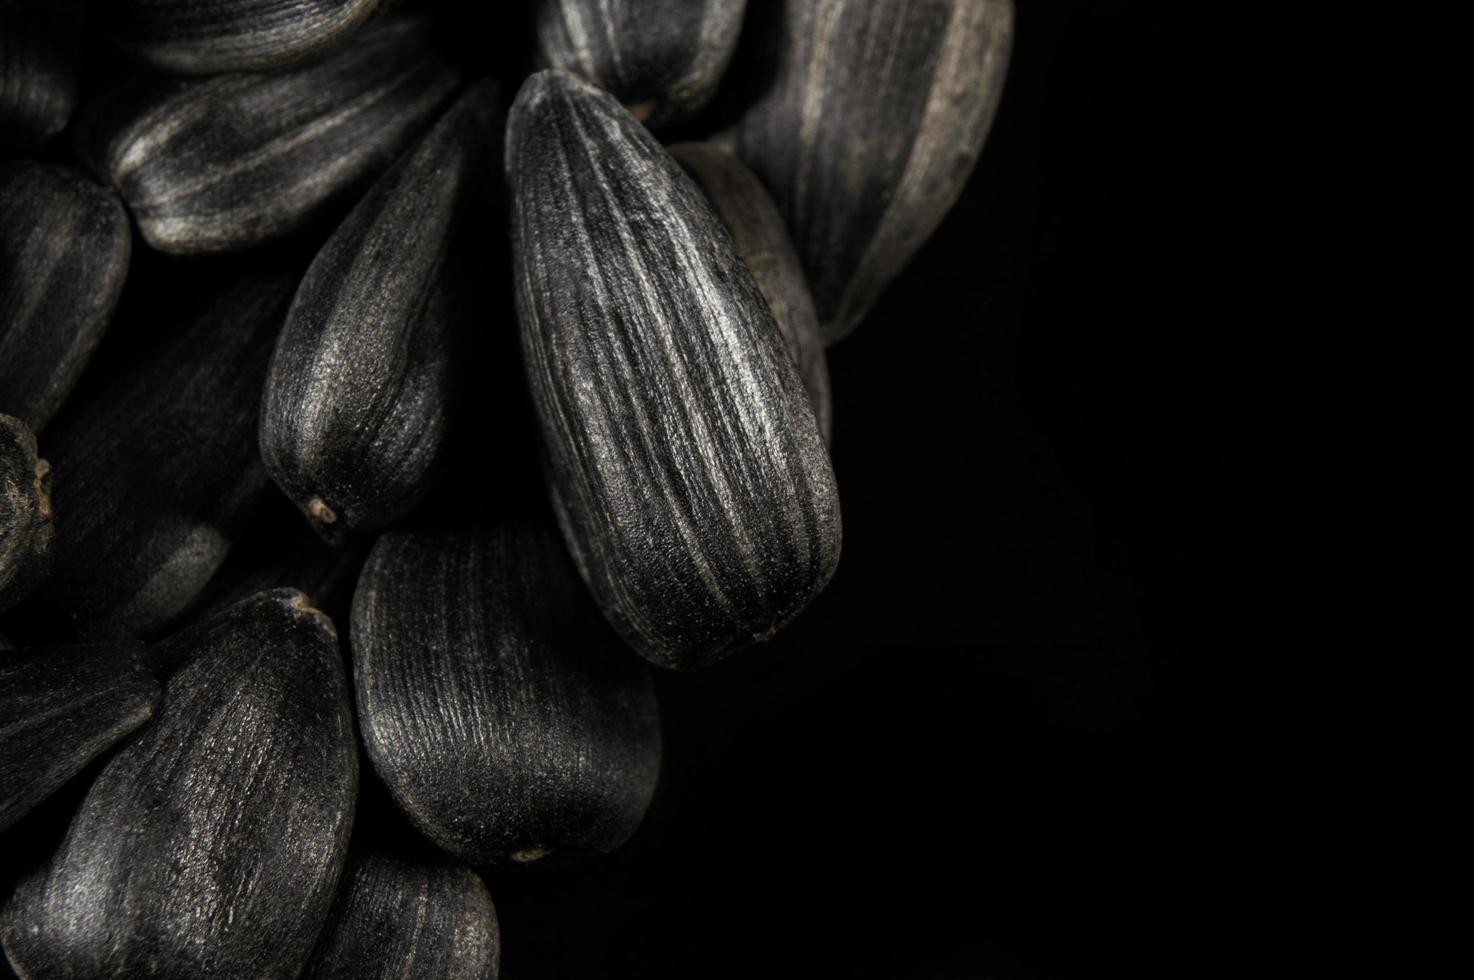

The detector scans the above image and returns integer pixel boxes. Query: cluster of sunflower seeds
[0,0,1012,975]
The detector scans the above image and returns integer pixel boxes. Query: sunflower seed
[101,0,393,75]
[718,0,1014,342]
[0,162,131,433]
[78,15,462,255]
[0,643,158,834]
[12,266,297,641]
[0,589,357,979]
[261,79,501,541]
[351,511,662,866]
[508,69,841,670]
[304,850,500,980]
[0,413,51,614]
[0,0,83,152]
[532,0,745,130]
[669,141,832,444]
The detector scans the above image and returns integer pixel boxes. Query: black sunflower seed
[0,642,158,834]
[508,69,841,670]
[0,412,51,614]
[78,15,463,255]
[0,161,131,434]
[351,511,662,867]
[718,0,1015,341]
[669,141,832,444]
[261,78,502,542]
[304,850,501,980]
[531,0,745,130]
[13,266,297,641]
[102,0,393,75]
[0,589,357,979]
[0,0,83,153]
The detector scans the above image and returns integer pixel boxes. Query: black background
[1,0,1415,976]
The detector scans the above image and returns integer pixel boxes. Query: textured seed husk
[533,0,745,130]
[78,15,463,255]
[102,0,393,75]
[304,850,501,980]
[717,0,1014,342]
[0,0,83,153]
[0,161,131,433]
[669,141,831,444]
[0,589,358,979]
[13,267,298,641]
[508,69,841,670]
[261,79,502,542]
[0,413,51,614]
[351,511,662,866]
[0,643,158,834]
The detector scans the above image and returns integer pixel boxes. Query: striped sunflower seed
[351,511,662,866]
[14,266,297,641]
[0,589,358,980]
[0,0,82,152]
[0,642,158,834]
[78,15,462,255]
[718,0,1015,342]
[0,161,131,433]
[304,851,500,980]
[532,0,746,130]
[508,69,841,670]
[669,141,832,444]
[261,79,502,541]
[0,412,51,614]
[101,0,393,75]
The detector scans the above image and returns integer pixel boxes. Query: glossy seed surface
[670,141,832,443]
[533,0,745,129]
[0,412,51,613]
[0,161,131,433]
[262,79,501,541]
[304,850,500,980]
[351,513,662,865]
[1,590,358,980]
[0,0,82,152]
[17,268,297,641]
[719,0,1014,341]
[0,643,158,833]
[80,15,462,255]
[509,69,841,670]
[103,0,392,75]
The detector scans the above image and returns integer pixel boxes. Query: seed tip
[511,847,550,864]
[306,496,337,524]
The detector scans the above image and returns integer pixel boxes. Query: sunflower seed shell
[669,141,831,443]
[0,589,358,980]
[0,643,158,834]
[351,513,662,866]
[261,79,502,541]
[719,0,1014,341]
[0,161,131,433]
[79,15,462,255]
[0,0,83,153]
[509,69,841,670]
[304,850,501,980]
[102,0,393,75]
